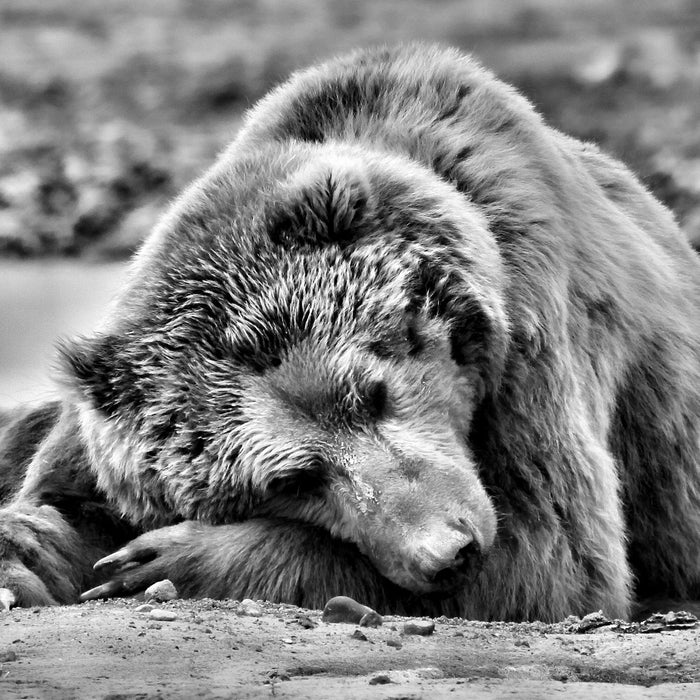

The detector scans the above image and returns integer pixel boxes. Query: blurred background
[1,0,699,406]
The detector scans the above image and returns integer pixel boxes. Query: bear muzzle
[427,538,485,591]
[406,525,487,593]
[362,516,491,595]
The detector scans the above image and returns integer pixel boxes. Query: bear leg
[0,503,94,605]
[84,518,434,613]
[0,402,136,607]
[611,354,700,605]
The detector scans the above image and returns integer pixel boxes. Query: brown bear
[1,44,699,622]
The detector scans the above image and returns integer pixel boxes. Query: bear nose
[431,540,484,587]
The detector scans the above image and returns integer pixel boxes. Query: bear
[0,43,699,622]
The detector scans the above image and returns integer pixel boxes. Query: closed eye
[266,468,328,497]
[363,379,388,420]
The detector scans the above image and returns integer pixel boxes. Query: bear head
[61,141,510,595]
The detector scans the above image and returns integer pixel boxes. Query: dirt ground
[1,599,698,699]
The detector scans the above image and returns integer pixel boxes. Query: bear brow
[229,324,292,373]
[228,293,323,372]
[366,313,424,359]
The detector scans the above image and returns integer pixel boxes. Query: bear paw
[81,521,203,601]
[0,504,83,606]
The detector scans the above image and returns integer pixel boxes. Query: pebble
[0,588,15,612]
[0,651,17,662]
[350,629,368,641]
[369,674,393,685]
[414,667,444,679]
[135,604,154,613]
[322,596,383,627]
[569,610,612,634]
[239,599,263,617]
[359,611,383,628]
[402,620,435,636]
[386,638,402,649]
[268,670,291,681]
[144,580,178,602]
[639,620,665,634]
[293,613,317,629]
[148,610,178,622]
[660,611,698,629]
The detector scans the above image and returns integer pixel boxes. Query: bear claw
[93,549,130,571]
[80,580,124,602]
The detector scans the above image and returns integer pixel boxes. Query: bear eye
[266,354,283,370]
[266,467,327,497]
[366,338,394,359]
[364,379,388,420]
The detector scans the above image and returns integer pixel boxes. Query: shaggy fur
[1,44,699,621]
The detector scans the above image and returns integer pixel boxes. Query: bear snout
[383,524,489,595]
[429,539,485,590]
[410,530,485,591]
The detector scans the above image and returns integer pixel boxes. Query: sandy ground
[1,599,698,699]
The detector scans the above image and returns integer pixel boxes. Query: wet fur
[1,44,699,620]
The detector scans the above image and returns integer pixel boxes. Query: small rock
[386,638,402,649]
[239,599,263,617]
[351,629,368,641]
[570,610,612,634]
[144,579,178,602]
[369,674,393,685]
[135,604,154,613]
[0,589,16,612]
[661,611,698,629]
[402,620,435,636]
[415,667,444,679]
[639,621,665,634]
[269,670,291,681]
[0,650,18,662]
[148,610,177,622]
[322,596,383,626]
[359,611,383,628]
[293,613,317,629]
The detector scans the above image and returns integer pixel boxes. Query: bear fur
[1,44,699,621]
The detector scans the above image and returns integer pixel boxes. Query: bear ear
[57,333,142,418]
[268,159,372,249]
[407,260,508,396]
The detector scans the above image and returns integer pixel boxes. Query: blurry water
[0,261,128,408]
